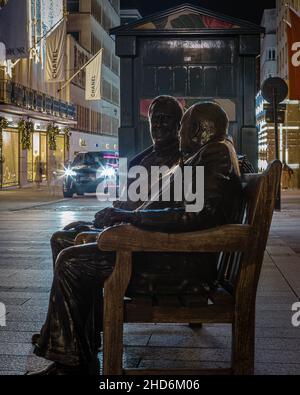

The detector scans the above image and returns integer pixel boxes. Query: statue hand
[63,221,93,231]
[94,207,113,228]
[103,208,123,227]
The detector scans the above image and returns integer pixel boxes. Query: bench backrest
[217,160,282,295]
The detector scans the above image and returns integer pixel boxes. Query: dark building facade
[111,4,263,167]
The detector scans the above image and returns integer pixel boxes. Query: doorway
[27,132,47,183]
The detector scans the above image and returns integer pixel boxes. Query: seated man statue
[30,95,182,346]
[29,102,241,375]
[50,95,183,267]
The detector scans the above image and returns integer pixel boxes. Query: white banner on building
[85,50,103,101]
[0,0,29,59]
[45,20,66,82]
[0,43,5,65]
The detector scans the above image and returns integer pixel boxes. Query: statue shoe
[25,362,57,376]
[31,333,40,346]
[25,362,89,376]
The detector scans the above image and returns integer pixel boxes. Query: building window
[70,31,80,42]
[108,0,120,15]
[112,117,119,136]
[67,0,79,13]
[91,0,102,25]
[112,85,119,105]
[90,111,102,133]
[91,33,101,55]
[103,46,111,69]
[112,55,119,76]
[102,10,112,33]
[102,79,112,101]
[267,48,276,61]
[102,114,112,135]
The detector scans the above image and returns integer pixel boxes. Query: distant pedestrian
[48,157,61,196]
[34,156,43,189]
[282,161,294,190]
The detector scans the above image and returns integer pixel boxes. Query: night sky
[120,0,276,25]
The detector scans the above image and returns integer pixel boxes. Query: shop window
[1,130,19,187]
[32,132,41,183]
[40,134,47,180]
[54,135,65,171]
[27,132,47,183]
[27,136,33,182]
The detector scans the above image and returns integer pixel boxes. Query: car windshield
[72,152,118,167]
[72,154,84,166]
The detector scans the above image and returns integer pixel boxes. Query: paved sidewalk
[0,191,299,375]
[0,186,64,212]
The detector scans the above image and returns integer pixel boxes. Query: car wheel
[63,189,73,198]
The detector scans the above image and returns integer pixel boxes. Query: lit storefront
[0,77,77,189]
[256,92,300,188]
[0,117,72,189]
[1,128,19,187]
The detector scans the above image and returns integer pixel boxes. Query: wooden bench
[95,160,281,375]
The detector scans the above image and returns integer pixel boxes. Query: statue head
[180,101,229,155]
[148,96,183,148]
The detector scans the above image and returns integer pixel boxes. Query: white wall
[69,131,118,160]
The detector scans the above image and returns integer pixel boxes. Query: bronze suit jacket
[124,137,242,296]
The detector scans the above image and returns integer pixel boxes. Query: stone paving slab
[0,321,45,333]
[138,359,230,370]
[255,363,300,375]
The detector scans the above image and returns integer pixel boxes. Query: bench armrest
[75,231,100,245]
[98,224,252,253]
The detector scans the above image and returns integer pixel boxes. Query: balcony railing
[0,79,77,121]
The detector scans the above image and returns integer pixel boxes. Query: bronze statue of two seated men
[28,96,242,375]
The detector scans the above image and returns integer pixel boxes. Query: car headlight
[64,168,77,177]
[98,167,115,178]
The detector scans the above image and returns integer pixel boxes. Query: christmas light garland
[47,123,60,151]
[64,128,71,151]
[18,119,34,150]
[0,117,9,163]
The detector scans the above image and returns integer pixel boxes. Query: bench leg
[103,252,132,375]
[232,310,255,375]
